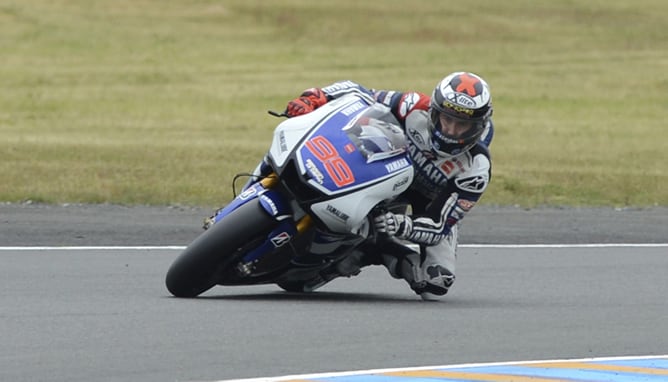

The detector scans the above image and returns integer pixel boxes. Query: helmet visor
[431,110,483,140]
[438,113,475,139]
[430,109,486,157]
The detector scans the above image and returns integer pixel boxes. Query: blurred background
[1,0,666,207]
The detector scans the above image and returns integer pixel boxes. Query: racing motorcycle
[165,92,414,297]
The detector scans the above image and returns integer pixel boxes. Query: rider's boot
[379,228,458,301]
[382,252,454,301]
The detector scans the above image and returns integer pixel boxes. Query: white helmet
[430,72,492,156]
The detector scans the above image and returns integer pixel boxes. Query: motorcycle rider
[283,72,494,300]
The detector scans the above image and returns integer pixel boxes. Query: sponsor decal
[270,232,292,248]
[279,131,288,152]
[239,186,257,200]
[440,160,455,175]
[442,100,474,116]
[260,194,279,215]
[446,92,476,108]
[408,145,448,186]
[455,175,488,192]
[408,126,425,145]
[341,101,366,116]
[393,176,410,191]
[457,199,476,211]
[326,204,350,222]
[408,231,440,246]
[440,159,466,174]
[321,80,358,94]
[344,143,356,154]
[384,158,410,173]
[305,158,325,184]
[381,91,396,105]
[399,92,420,118]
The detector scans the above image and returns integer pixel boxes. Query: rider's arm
[284,80,375,117]
[373,90,431,123]
[480,119,495,148]
[375,145,491,246]
[409,146,491,245]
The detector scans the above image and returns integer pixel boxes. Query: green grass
[1,0,666,207]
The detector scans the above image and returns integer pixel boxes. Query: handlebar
[267,110,289,118]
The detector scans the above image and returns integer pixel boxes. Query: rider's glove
[285,97,313,117]
[374,212,413,239]
[285,88,328,117]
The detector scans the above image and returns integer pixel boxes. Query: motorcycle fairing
[212,185,301,273]
[212,183,292,225]
[264,95,415,234]
[296,103,412,196]
[239,219,298,266]
[308,167,412,233]
[269,95,412,195]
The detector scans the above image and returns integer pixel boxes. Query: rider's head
[429,72,492,157]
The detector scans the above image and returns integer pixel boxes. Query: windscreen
[343,103,408,163]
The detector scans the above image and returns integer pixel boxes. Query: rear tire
[165,199,277,297]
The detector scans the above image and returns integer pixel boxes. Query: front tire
[165,199,277,297]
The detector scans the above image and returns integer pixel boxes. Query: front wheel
[165,199,277,297]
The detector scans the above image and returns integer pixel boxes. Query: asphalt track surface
[1,203,667,382]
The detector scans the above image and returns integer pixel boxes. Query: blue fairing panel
[297,103,411,195]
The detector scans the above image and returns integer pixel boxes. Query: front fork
[208,173,313,276]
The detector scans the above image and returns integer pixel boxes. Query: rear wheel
[165,199,277,297]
